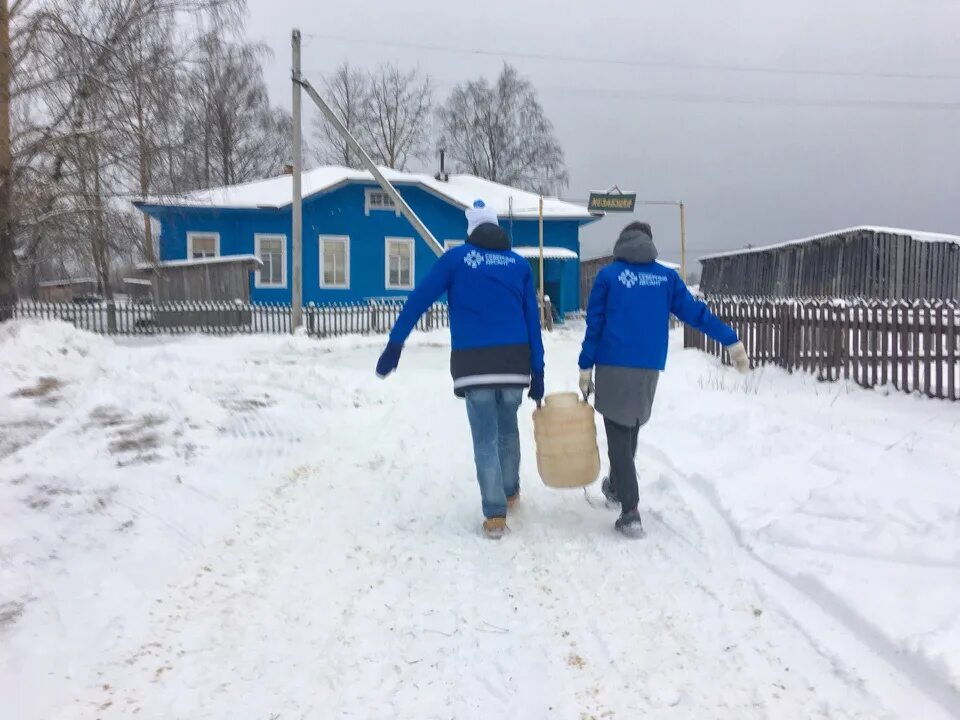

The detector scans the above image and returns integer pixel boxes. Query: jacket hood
[468,222,511,251]
[613,226,658,264]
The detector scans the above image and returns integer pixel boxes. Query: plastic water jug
[532,392,600,489]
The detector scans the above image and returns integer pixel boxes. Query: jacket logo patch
[619,270,667,288]
[464,250,484,269]
[464,250,517,269]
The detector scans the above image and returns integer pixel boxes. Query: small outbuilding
[698,226,960,300]
[136,255,262,304]
[36,278,97,302]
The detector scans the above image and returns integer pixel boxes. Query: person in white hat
[376,199,545,538]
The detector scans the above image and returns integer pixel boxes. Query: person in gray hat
[578,221,749,537]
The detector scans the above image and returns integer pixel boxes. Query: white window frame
[365,187,400,216]
[385,237,415,291]
[187,231,220,260]
[254,233,287,289]
[319,235,350,289]
[444,239,465,251]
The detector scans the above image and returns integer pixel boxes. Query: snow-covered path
[2,322,958,719]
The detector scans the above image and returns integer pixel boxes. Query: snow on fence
[2,300,451,339]
[684,297,960,400]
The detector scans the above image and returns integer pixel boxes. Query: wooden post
[947,301,957,400]
[290,29,303,332]
[923,302,933,397]
[679,201,687,282]
[538,195,545,327]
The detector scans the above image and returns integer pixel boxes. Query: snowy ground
[1,320,959,720]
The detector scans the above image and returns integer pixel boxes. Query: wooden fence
[2,300,450,339]
[684,297,960,400]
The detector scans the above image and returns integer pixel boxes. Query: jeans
[464,387,524,519]
[604,417,641,514]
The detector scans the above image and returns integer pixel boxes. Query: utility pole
[296,65,442,257]
[0,0,15,320]
[290,29,303,332]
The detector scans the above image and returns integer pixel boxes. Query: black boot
[615,508,645,538]
[600,476,619,508]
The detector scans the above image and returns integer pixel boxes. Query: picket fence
[684,297,960,400]
[2,300,451,339]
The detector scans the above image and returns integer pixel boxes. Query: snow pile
[0,319,108,388]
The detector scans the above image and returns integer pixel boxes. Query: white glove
[579,368,595,399]
[727,341,750,374]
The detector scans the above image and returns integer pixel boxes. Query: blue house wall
[148,182,588,316]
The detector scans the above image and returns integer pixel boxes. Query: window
[187,232,219,259]
[385,237,415,290]
[365,188,398,215]
[255,234,286,288]
[444,240,465,251]
[320,235,350,289]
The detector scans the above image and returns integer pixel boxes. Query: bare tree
[362,64,431,170]
[185,33,291,187]
[437,63,568,194]
[311,61,369,168]
[0,0,251,310]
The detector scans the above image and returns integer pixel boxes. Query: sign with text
[588,191,637,213]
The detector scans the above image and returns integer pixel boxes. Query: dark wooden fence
[684,297,960,400]
[2,300,451,339]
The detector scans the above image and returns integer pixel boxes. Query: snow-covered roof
[699,225,960,261]
[137,254,262,271]
[512,246,579,260]
[37,277,96,287]
[135,166,596,221]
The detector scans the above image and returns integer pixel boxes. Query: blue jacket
[579,260,737,371]
[389,223,545,396]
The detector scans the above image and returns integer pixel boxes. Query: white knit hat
[465,199,499,235]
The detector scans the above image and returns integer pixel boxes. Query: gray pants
[604,417,640,514]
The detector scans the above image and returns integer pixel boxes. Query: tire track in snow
[509,481,883,719]
[637,439,960,720]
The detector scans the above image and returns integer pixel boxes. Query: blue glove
[376,342,403,378]
[528,374,544,403]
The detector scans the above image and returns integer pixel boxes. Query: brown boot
[506,491,520,509]
[482,516,507,539]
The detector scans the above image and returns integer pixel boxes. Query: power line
[302,32,960,82]
[301,66,960,111]
[535,87,960,111]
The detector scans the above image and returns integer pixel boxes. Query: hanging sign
[588,190,637,212]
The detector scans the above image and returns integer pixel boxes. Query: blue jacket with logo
[389,223,545,396]
[579,260,738,371]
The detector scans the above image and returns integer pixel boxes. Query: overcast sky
[244,0,960,267]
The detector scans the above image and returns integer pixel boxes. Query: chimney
[434,148,449,182]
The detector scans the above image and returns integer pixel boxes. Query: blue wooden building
[134,167,599,317]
